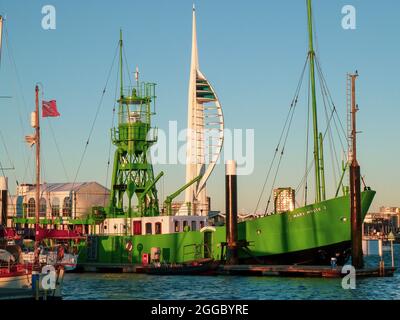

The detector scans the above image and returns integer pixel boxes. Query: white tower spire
[181,6,224,216]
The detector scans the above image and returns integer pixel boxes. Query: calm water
[62,244,400,300]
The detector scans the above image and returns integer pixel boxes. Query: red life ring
[125,240,133,252]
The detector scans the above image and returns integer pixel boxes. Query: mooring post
[378,236,385,276]
[225,160,238,265]
[0,176,8,226]
[388,231,395,268]
[349,72,364,269]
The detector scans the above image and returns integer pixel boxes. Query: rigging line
[122,45,132,88]
[0,159,7,180]
[325,104,340,188]
[296,160,314,194]
[71,41,120,188]
[264,95,298,215]
[315,60,345,180]
[318,72,339,189]
[4,24,31,176]
[318,76,346,156]
[46,119,70,182]
[303,65,311,206]
[0,156,16,216]
[314,57,346,151]
[315,56,347,142]
[0,138,18,217]
[0,129,17,181]
[319,108,345,194]
[21,148,34,183]
[253,56,309,214]
[3,25,29,117]
[253,103,292,215]
[104,65,119,206]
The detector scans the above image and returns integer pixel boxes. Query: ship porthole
[257,229,262,235]
[341,217,347,222]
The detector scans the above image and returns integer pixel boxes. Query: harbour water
[62,244,400,300]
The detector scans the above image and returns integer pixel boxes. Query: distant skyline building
[273,187,295,213]
[364,206,400,235]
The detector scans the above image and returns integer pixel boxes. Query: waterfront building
[6,182,109,227]
[364,206,400,235]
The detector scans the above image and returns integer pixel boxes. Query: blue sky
[0,0,399,213]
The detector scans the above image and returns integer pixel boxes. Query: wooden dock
[77,262,396,278]
[77,263,140,273]
[218,264,396,278]
[0,288,34,300]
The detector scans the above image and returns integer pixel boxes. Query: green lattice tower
[108,31,159,217]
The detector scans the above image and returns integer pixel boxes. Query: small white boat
[1,248,66,300]
[0,250,31,288]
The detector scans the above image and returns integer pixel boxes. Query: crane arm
[164,175,202,215]
[139,171,164,201]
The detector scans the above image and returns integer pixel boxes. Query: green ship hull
[76,190,375,267]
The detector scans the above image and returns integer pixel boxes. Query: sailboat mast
[307,0,321,203]
[34,85,41,263]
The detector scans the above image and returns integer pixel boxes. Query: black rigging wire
[21,150,33,183]
[253,56,309,215]
[313,13,347,185]
[0,130,16,173]
[104,65,119,206]
[123,45,133,88]
[315,57,346,183]
[264,98,298,215]
[318,70,340,189]
[295,95,346,200]
[71,41,120,188]
[46,119,70,182]
[3,23,33,184]
[282,4,349,205]
[315,57,347,144]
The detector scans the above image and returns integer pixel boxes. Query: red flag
[42,100,60,117]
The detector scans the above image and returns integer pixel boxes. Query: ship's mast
[108,31,160,218]
[307,0,323,203]
[119,29,123,98]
